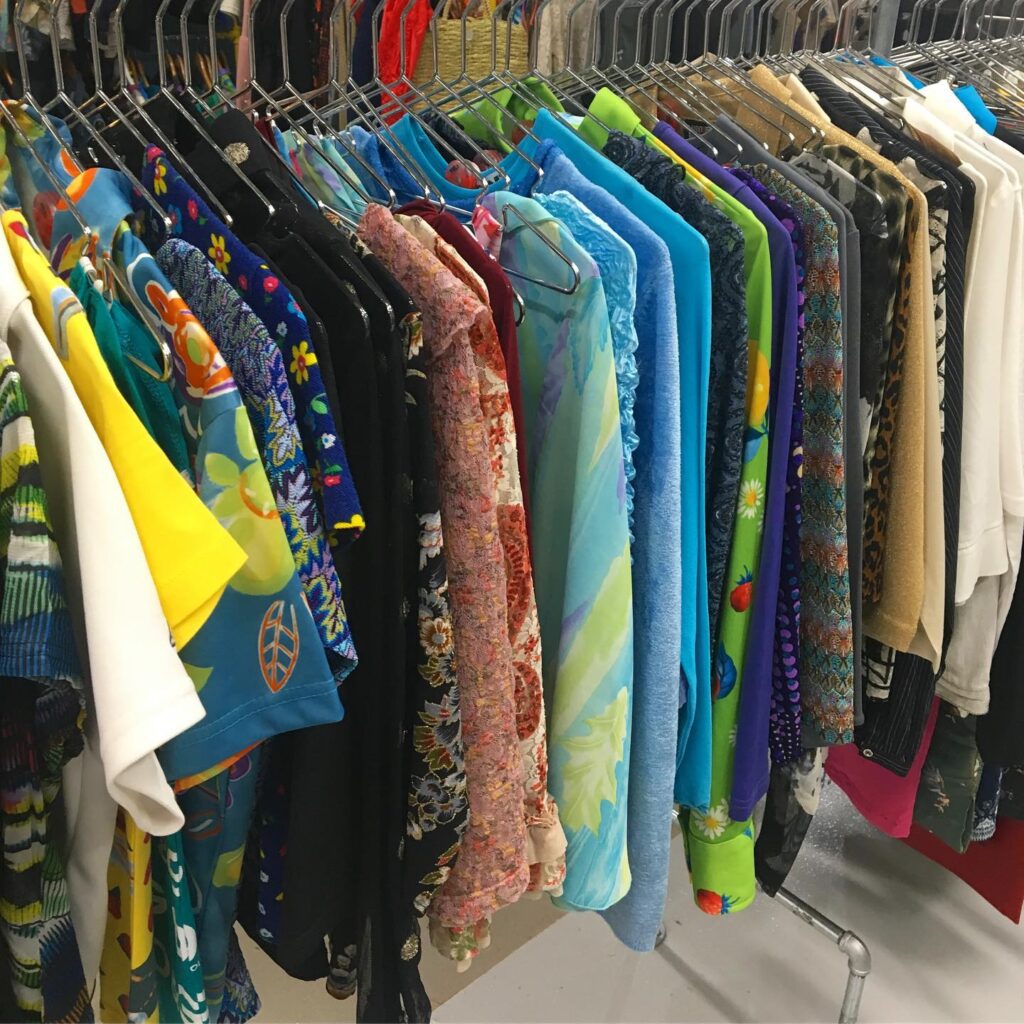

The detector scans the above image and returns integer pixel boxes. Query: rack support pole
[772,886,872,1024]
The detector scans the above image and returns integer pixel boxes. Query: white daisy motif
[276,322,288,339]
[694,799,730,839]
[737,479,764,520]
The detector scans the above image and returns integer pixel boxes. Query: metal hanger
[301,0,470,207]
[86,0,235,225]
[248,0,416,209]
[510,0,632,142]
[498,199,580,294]
[2,10,172,381]
[369,0,538,186]
[644,0,766,154]
[150,0,280,219]
[675,0,819,152]
[195,0,388,219]
[37,0,173,241]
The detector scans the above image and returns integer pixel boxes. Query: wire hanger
[149,0,280,220]
[37,0,174,243]
[411,0,547,164]
[1,12,173,381]
[86,0,235,225]
[295,0,455,208]
[360,0,527,192]
[190,0,384,224]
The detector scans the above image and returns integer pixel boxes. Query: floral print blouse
[481,192,634,916]
[396,212,566,900]
[357,205,529,956]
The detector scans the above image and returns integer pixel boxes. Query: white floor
[437,785,1024,1024]
[249,783,1024,1022]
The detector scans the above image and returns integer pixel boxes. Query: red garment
[378,0,433,125]
[397,199,531,527]
[825,698,940,838]
[903,817,1024,923]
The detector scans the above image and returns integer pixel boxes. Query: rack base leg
[772,887,871,1024]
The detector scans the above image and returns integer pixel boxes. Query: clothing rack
[3,0,1021,1021]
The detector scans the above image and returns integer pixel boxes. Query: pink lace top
[358,205,529,931]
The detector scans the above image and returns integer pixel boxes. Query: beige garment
[535,0,597,74]
[736,65,938,655]
[677,66,938,655]
[780,72,831,121]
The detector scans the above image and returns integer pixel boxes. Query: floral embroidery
[187,198,199,221]
[208,233,230,274]
[153,161,168,195]
[290,340,317,384]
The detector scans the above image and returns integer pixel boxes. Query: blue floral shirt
[156,238,357,676]
[141,147,366,546]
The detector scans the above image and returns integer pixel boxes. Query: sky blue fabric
[954,84,998,134]
[532,189,640,538]
[500,112,711,801]
[482,191,635,913]
[511,147,683,952]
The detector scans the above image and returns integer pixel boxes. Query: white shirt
[915,83,1024,712]
[0,229,204,984]
[901,92,1019,604]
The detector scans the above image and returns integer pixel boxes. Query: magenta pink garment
[824,698,940,837]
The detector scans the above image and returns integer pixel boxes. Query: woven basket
[411,0,529,86]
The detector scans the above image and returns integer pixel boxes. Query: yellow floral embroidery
[208,234,231,274]
[153,162,168,195]
[290,340,317,384]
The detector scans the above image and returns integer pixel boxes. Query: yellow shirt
[3,211,244,647]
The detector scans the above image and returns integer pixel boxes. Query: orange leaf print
[259,600,300,693]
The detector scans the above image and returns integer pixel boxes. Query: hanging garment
[730,170,807,769]
[0,212,207,997]
[143,151,365,545]
[395,211,566,897]
[478,191,636,915]
[357,203,530,968]
[0,335,90,1024]
[155,238,358,678]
